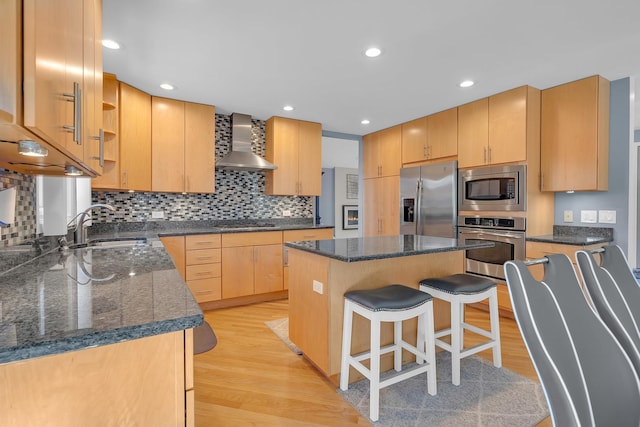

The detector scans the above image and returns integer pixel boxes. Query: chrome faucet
[68,203,116,244]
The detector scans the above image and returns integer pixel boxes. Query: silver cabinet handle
[462,229,523,239]
[483,147,487,164]
[63,82,82,145]
[90,128,105,167]
[488,146,492,163]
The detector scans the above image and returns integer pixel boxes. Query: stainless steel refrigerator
[400,160,457,237]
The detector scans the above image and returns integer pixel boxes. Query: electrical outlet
[312,280,323,294]
[599,210,617,224]
[282,209,291,217]
[580,210,597,223]
[151,211,164,219]
[563,210,574,223]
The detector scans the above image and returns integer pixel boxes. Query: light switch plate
[599,210,617,224]
[312,280,323,294]
[580,210,597,223]
[151,211,164,219]
[563,210,574,223]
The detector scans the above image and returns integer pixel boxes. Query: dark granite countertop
[527,225,614,246]
[0,240,203,364]
[87,219,333,241]
[285,234,494,262]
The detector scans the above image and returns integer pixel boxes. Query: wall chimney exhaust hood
[216,113,277,171]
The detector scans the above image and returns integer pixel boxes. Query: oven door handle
[461,230,524,239]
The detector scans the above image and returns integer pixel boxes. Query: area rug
[266,318,549,426]
[264,317,302,355]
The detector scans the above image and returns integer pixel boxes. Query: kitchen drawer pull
[196,256,213,260]
[196,241,214,245]
[195,290,212,294]
[195,271,213,276]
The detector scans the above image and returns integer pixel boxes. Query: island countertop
[0,240,203,364]
[284,234,494,262]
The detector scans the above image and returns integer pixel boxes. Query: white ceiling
[102,0,640,136]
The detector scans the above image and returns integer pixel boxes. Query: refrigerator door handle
[415,179,422,234]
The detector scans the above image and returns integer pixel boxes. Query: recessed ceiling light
[17,140,48,157]
[160,83,174,90]
[459,80,475,88]
[283,105,294,111]
[361,119,370,125]
[365,47,381,58]
[102,39,120,50]
[64,165,83,176]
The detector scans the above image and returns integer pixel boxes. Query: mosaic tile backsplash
[0,168,38,247]
[92,114,314,223]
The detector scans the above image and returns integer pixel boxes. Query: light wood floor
[194,299,552,426]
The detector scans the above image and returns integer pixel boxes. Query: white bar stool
[339,284,437,422]
[419,274,501,386]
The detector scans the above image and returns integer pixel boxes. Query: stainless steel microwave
[458,164,526,211]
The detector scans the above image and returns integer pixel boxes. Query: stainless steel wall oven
[458,215,526,281]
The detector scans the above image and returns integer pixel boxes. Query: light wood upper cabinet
[458,86,539,168]
[458,98,489,168]
[540,75,609,192]
[427,107,458,160]
[82,0,103,176]
[152,98,215,194]
[92,73,120,189]
[119,83,151,191]
[402,109,457,165]
[401,117,428,164]
[185,102,215,193]
[363,176,399,236]
[265,116,322,196]
[152,97,185,193]
[363,125,402,178]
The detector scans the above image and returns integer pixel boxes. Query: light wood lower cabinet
[221,231,283,298]
[162,228,333,306]
[283,228,335,290]
[185,234,221,303]
[0,330,193,427]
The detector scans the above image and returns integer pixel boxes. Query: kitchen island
[0,240,202,427]
[285,234,493,384]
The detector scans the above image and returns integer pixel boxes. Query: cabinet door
[541,76,609,192]
[401,117,428,164]
[488,86,527,165]
[297,120,322,195]
[23,0,81,155]
[152,97,185,193]
[265,116,299,195]
[82,0,103,175]
[362,178,379,236]
[119,83,151,191]
[222,246,255,298]
[457,98,488,168]
[254,244,283,294]
[185,102,215,193]
[378,125,402,177]
[362,132,380,179]
[379,176,400,236]
[427,107,457,159]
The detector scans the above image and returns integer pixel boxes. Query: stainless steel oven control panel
[458,215,525,231]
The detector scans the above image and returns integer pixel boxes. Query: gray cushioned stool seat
[345,284,432,312]
[420,274,496,295]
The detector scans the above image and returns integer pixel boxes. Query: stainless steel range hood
[215,113,277,171]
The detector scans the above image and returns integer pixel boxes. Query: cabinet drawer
[222,231,282,247]
[186,248,221,265]
[186,263,221,281]
[283,228,333,242]
[186,234,221,250]
[187,277,221,303]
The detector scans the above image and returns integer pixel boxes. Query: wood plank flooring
[194,299,551,426]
